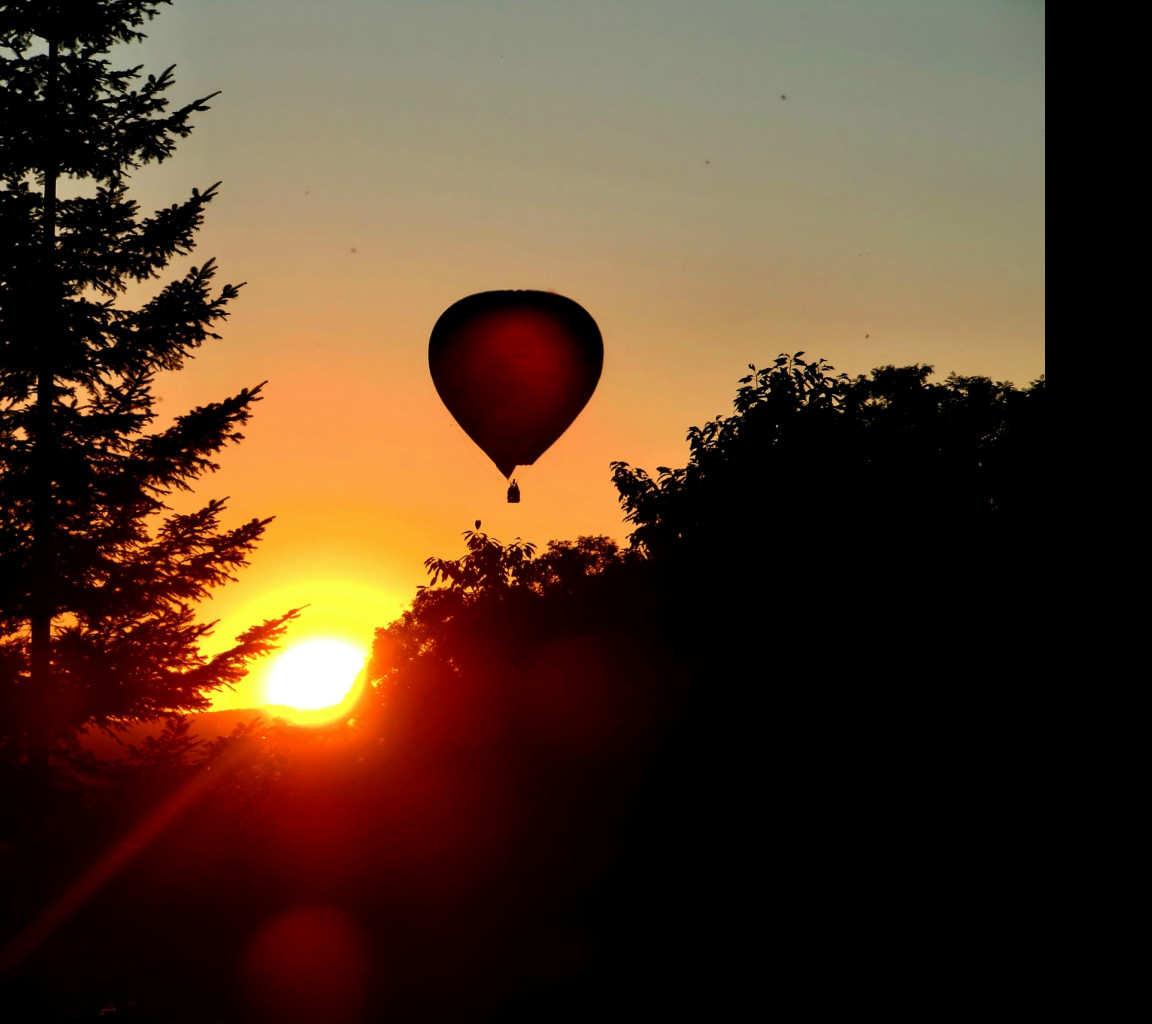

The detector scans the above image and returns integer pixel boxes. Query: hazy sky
[122,0,1044,709]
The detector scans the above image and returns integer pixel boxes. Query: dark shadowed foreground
[1,358,1046,1021]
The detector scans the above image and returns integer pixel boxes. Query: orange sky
[118,1,1043,710]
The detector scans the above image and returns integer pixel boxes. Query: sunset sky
[121,0,1043,710]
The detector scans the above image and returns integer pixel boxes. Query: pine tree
[0,1,296,777]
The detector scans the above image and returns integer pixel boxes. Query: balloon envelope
[429,291,603,478]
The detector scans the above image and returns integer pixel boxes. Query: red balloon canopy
[429,291,603,479]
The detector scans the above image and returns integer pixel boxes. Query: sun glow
[263,638,367,724]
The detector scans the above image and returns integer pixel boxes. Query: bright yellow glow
[263,638,367,721]
[203,575,403,713]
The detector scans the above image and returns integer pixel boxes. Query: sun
[263,638,367,715]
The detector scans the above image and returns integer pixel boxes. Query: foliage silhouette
[371,353,1046,777]
[0,346,1045,1020]
[352,353,1048,1020]
[0,1,297,787]
[612,351,1044,561]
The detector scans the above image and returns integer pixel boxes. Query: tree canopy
[351,352,1048,1021]
[612,351,1045,560]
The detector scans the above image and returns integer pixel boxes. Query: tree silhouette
[610,352,849,557]
[355,356,1048,1018]
[370,525,635,683]
[373,354,1047,735]
[612,352,1044,563]
[0,346,1044,1019]
[0,2,296,782]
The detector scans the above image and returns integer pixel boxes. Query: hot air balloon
[429,291,603,498]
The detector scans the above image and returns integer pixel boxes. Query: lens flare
[241,905,371,1024]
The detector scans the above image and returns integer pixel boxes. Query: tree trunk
[27,35,59,787]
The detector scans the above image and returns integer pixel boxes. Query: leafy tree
[351,354,1048,1023]
[521,534,637,596]
[422,521,538,600]
[611,352,850,557]
[370,525,629,687]
[0,1,296,778]
[420,525,630,601]
[612,352,1045,559]
[366,526,639,733]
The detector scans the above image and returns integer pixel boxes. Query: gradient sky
[119,0,1043,710]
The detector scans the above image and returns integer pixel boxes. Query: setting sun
[263,638,367,713]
